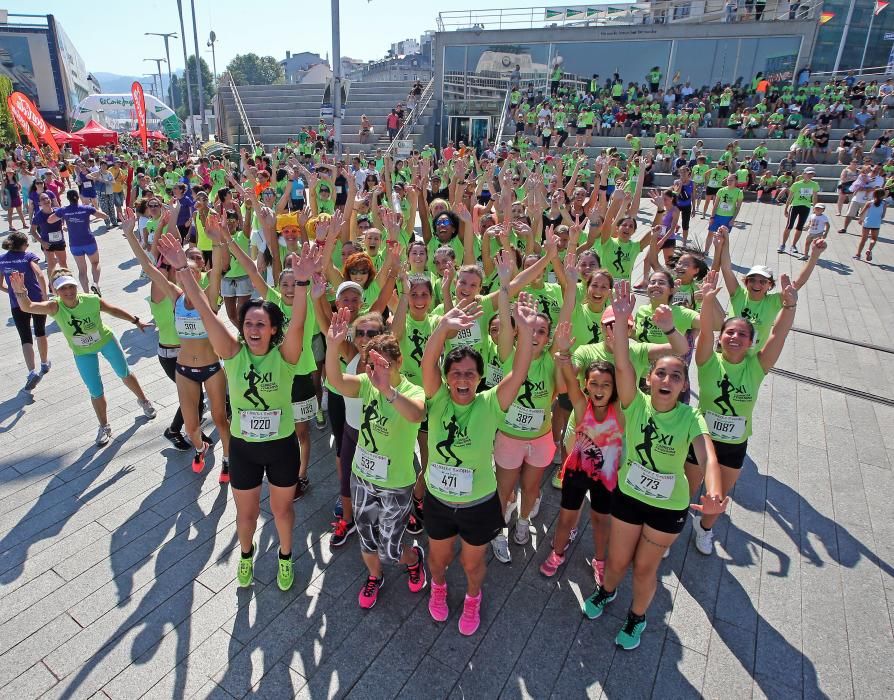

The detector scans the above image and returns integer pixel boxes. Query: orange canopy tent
[49,126,85,145]
[74,119,119,148]
[129,129,168,141]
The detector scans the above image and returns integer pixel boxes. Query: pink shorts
[494,430,556,470]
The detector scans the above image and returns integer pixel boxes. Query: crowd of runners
[0,68,887,651]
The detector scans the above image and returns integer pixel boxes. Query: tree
[0,76,15,142]
[171,55,215,118]
[226,53,284,86]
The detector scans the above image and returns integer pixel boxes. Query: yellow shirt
[110,166,127,194]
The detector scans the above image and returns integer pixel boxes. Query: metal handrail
[384,76,435,157]
[493,81,512,146]
[493,76,549,145]
[222,72,256,146]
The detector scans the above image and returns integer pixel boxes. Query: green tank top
[499,350,555,439]
[266,286,318,375]
[148,296,178,347]
[225,231,250,278]
[195,215,212,252]
[697,351,766,445]
[51,294,113,355]
[223,344,298,442]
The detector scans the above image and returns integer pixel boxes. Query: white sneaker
[504,498,517,523]
[693,518,715,555]
[790,246,799,255]
[529,496,541,520]
[777,244,785,253]
[513,518,531,545]
[491,533,511,563]
[138,399,157,419]
[95,424,112,446]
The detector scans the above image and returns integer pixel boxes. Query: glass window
[464,43,550,79]
[738,37,802,85]
[552,40,672,90]
[670,39,735,91]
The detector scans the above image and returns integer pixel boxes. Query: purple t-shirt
[175,192,195,226]
[33,209,64,243]
[53,205,96,247]
[0,250,41,309]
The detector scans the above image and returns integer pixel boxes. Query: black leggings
[11,307,46,346]
[158,352,205,433]
[678,204,692,233]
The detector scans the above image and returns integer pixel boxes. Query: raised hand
[120,207,137,236]
[311,271,328,300]
[652,304,675,333]
[513,292,538,329]
[554,321,574,353]
[563,250,579,285]
[700,269,720,300]
[365,349,393,394]
[611,280,635,323]
[495,249,513,286]
[294,243,322,282]
[810,237,827,257]
[328,306,352,343]
[157,232,188,269]
[439,303,482,332]
[780,273,798,307]
[453,202,472,224]
[543,225,559,259]
[691,492,730,516]
[8,271,27,294]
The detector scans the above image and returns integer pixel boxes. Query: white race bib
[799,187,813,198]
[48,230,63,243]
[450,322,482,348]
[485,363,504,387]
[175,315,205,338]
[72,331,101,347]
[672,290,691,306]
[505,403,545,432]
[355,445,389,481]
[705,412,747,441]
[624,461,675,501]
[292,397,319,423]
[429,462,473,497]
[240,409,281,439]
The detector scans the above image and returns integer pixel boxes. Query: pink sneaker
[428,581,449,622]
[458,592,482,636]
[407,545,427,593]
[592,559,605,586]
[539,550,565,577]
[358,575,383,609]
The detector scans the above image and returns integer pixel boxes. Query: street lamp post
[331,0,342,159]
[175,0,196,139]
[189,0,209,140]
[145,31,177,108]
[143,58,167,105]
[207,31,218,87]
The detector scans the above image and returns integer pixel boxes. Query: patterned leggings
[350,474,414,563]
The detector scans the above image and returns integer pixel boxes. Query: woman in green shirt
[325,306,427,611]
[157,231,317,593]
[583,280,726,651]
[684,270,797,557]
[10,267,157,447]
[421,296,538,635]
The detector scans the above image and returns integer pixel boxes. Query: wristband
[662,327,678,335]
[385,387,398,403]
[132,316,140,325]
[782,303,797,308]
[175,265,188,272]
[295,280,310,287]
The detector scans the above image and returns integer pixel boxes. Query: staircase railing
[493,81,513,146]
[385,76,435,157]
[495,75,549,145]
[223,72,256,147]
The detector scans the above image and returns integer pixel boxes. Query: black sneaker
[298,476,310,493]
[330,518,356,548]
[164,428,191,451]
[406,512,424,536]
[201,431,215,445]
[90,284,102,297]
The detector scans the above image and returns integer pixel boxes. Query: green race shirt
[51,294,113,356]
[225,231,251,278]
[789,178,820,207]
[633,304,698,343]
[148,296,178,347]
[706,168,729,189]
[399,314,441,387]
[499,350,555,439]
[573,340,651,382]
[224,344,298,441]
[618,390,708,510]
[596,237,640,281]
[425,384,505,503]
[692,164,710,184]
[570,302,607,352]
[265,287,318,375]
[714,186,743,218]
[697,351,766,445]
[729,286,783,351]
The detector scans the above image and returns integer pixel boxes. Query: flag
[7,96,39,150]
[131,81,148,151]
[820,11,835,25]
[8,92,58,154]
[876,2,889,16]
[545,9,563,19]
[566,8,582,18]
[586,7,599,16]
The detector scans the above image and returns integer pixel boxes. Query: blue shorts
[708,214,732,233]
[73,337,130,398]
[70,241,98,257]
[81,188,96,199]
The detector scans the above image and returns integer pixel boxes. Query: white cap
[744,265,774,280]
[52,275,78,291]
[336,281,363,298]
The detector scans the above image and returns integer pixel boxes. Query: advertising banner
[131,81,148,150]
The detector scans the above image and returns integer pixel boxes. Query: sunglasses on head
[354,328,382,338]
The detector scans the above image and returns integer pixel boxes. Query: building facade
[811,0,894,73]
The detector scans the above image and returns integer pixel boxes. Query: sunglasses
[435,218,452,227]
[354,328,382,338]
[348,267,370,276]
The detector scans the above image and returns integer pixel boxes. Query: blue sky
[3,1,616,77]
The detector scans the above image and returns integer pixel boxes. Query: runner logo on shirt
[634,417,676,469]
[714,373,752,414]
[408,328,426,365]
[243,364,272,411]
[435,413,466,463]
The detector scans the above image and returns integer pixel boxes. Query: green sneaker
[237,544,255,587]
[615,613,647,650]
[551,471,562,489]
[277,555,294,591]
[583,586,617,619]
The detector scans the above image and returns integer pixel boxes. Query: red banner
[7,96,40,150]
[8,92,59,154]
[877,1,889,16]
[131,81,148,151]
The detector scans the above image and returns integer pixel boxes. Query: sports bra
[174,294,208,340]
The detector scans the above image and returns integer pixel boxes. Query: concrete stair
[216,81,434,154]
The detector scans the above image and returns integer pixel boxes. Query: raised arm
[792,238,826,290]
[695,270,721,366]
[422,303,483,398]
[758,273,798,372]
[279,246,318,364]
[158,232,241,359]
[120,209,180,301]
[494,251,515,362]
[609,280,637,408]
[553,321,587,415]
[7,272,58,316]
[325,307,361,397]
[495,295,537,411]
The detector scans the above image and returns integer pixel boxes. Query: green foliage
[226,54,284,86]
[0,76,16,142]
[171,55,215,116]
